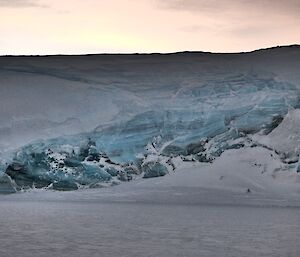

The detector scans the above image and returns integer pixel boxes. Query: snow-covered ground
[0,167,300,257]
[1,145,300,256]
[1,46,300,255]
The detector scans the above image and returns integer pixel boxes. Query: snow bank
[254,109,300,161]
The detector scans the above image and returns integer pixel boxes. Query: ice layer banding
[1,73,300,193]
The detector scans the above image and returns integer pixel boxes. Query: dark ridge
[249,44,300,53]
[0,44,299,58]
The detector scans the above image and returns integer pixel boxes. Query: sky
[0,0,299,55]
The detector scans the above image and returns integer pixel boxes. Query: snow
[160,147,300,196]
[1,191,300,257]
[253,109,300,161]
[1,46,300,257]
[0,156,300,256]
[0,46,300,194]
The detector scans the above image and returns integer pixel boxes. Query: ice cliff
[0,45,300,193]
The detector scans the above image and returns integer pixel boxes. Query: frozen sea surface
[0,184,300,257]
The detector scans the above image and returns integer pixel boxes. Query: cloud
[155,0,300,40]
[0,0,48,8]
[155,0,300,17]
[156,0,220,12]
[180,25,210,33]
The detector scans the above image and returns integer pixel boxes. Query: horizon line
[1,44,299,57]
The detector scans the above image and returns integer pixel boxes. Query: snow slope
[253,109,300,159]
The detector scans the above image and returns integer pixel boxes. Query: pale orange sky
[0,0,299,55]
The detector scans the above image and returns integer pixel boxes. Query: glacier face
[0,46,300,193]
